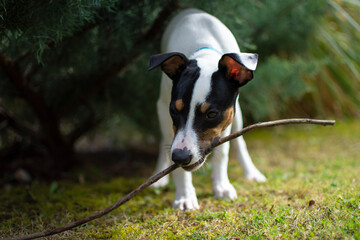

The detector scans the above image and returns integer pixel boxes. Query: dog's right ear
[219,53,258,87]
[148,52,188,80]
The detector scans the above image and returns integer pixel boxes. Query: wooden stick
[3,164,179,240]
[213,118,335,148]
[3,118,335,240]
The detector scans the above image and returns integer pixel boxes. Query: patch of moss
[1,120,359,239]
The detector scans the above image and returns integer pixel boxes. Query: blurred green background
[0,0,359,175]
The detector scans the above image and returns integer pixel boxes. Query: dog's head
[149,51,258,171]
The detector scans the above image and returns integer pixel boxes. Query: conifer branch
[60,0,180,117]
[142,0,180,41]
[2,118,335,240]
[24,0,65,15]
[252,0,308,42]
[93,0,180,91]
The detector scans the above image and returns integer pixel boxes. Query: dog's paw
[244,169,266,182]
[151,175,169,188]
[213,181,237,200]
[173,188,199,210]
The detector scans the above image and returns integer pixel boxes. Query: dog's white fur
[153,9,266,210]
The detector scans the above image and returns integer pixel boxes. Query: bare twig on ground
[3,118,335,240]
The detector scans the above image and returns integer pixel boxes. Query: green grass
[1,121,360,239]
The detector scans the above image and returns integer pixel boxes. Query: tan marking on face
[197,107,234,151]
[219,107,234,131]
[172,125,177,135]
[200,102,211,113]
[175,99,184,111]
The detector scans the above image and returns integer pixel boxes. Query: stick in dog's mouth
[181,138,220,171]
[182,157,206,171]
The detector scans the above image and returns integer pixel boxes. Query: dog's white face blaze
[170,50,221,171]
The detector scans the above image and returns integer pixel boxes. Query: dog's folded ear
[148,52,188,80]
[219,53,258,87]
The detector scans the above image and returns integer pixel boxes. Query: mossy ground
[1,121,359,239]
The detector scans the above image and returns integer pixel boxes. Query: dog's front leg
[211,126,237,199]
[172,168,199,210]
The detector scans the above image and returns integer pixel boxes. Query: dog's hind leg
[152,77,173,188]
[230,101,266,182]
[152,138,171,188]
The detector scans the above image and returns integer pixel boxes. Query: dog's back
[161,9,240,56]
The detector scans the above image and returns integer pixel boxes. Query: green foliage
[1,121,359,239]
[240,56,316,120]
[304,0,360,118]
[1,0,115,60]
[0,0,170,156]
[202,0,326,57]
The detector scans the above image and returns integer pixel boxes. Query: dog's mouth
[180,139,219,171]
[182,156,206,171]
[181,148,212,171]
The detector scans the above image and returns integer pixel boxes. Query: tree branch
[14,51,31,63]
[0,52,71,160]
[24,63,42,79]
[0,52,54,126]
[3,118,335,240]
[67,117,102,145]
[0,101,42,143]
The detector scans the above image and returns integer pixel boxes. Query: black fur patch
[169,60,200,130]
[193,70,239,133]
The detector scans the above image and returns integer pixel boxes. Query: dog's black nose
[172,148,193,165]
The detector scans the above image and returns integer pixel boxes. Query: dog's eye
[206,111,218,119]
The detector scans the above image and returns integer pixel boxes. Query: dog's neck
[192,46,223,56]
[190,46,222,60]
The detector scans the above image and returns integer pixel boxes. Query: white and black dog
[148,9,266,210]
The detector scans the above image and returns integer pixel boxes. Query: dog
[148,9,266,210]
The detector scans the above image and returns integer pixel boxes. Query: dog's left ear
[219,53,258,87]
[148,52,188,80]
